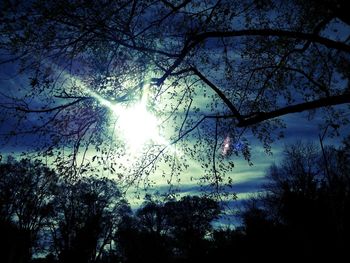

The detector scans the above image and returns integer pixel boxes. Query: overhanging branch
[193,29,350,53]
[154,28,350,91]
[238,94,350,127]
[190,67,244,123]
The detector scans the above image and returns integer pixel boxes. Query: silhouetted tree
[115,213,172,263]
[115,195,221,262]
[162,196,221,261]
[136,196,168,235]
[0,157,58,263]
[49,177,129,263]
[241,139,350,261]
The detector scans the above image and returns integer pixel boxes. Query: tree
[162,196,221,260]
[241,140,350,261]
[49,177,129,263]
[0,157,58,263]
[115,195,221,262]
[0,0,349,186]
[135,197,169,235]
[164,196,221,239]
[115,211,172,263]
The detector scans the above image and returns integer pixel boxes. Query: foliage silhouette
[49,177,129,263]
[0,140,349,263]
[116,195,221,263]
[0,0,349,186]
[241,139,350,261]
[0,157,58,263]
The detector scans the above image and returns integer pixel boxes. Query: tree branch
[155,27,349,89]
[193,29,350,53]
[14,98,90,113]
[238,94,350,127]
[190,67,244,123]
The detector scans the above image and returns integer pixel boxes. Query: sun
[112,98,165,152]
[83,83,166,153]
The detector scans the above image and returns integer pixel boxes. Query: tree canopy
[0,0,349,187]
[1,144,349,262]
[241,138,350,261]
[0,157,130,263]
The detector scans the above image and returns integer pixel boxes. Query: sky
[1,2,350,228]
[1,61,349,223]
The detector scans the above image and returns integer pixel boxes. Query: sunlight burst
[112,100,164,151]
[84,84,168,154]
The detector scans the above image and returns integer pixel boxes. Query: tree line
[1,138,349,263]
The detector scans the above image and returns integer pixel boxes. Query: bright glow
[83,83,169,154]
[113,101,164,151]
